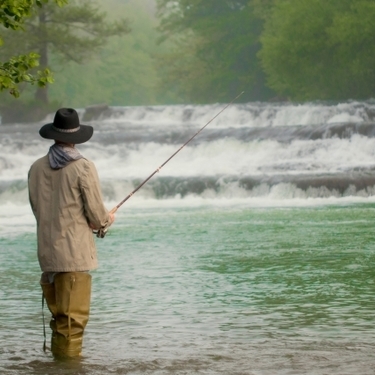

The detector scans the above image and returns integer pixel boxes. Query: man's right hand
[109,212,115,225]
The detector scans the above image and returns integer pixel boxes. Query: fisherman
[28,108,115,358]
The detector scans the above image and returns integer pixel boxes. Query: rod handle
[96,206,118,238]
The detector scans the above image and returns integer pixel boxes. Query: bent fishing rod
[97,91,244,238]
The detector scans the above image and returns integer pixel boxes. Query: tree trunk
[35,8,49,105]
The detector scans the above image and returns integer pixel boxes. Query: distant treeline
[156,0,375,104]
[0,0,374,123]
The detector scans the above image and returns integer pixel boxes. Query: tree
[258,0,375,101]
[0,0,67,97]
[48,0,163,108]
[1,0,130,105]
[155,0,275,104]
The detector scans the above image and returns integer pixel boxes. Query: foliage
[48,35,160,107]
[258,0,375,101]
[47,0,162,107]
[0,0,66,31]
[155,0,275,104]
[0,0,130,104]
[0,52,53,97]
[0,0,166,118]
[156,0,375,103]
[0,0,67,98]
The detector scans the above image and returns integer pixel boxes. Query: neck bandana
[48,143,83,169]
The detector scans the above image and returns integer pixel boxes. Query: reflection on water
[1,204,375,374]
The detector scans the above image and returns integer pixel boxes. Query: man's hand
[108,211,116,225]
[88,209,115,231]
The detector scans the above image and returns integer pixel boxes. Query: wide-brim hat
[39,108,93,144]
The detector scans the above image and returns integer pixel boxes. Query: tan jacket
[28,155,110,272]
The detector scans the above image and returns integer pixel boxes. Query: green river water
[0,202,375,374]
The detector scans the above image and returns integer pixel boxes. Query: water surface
[1,203,374,374]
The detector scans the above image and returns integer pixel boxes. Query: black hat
[39,108,93,144]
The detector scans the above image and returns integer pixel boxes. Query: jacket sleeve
[27,166,37,218]
[80,160,110,229]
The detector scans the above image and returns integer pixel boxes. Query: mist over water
[1,101,375,374]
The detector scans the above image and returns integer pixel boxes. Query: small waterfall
[1,100,375,204]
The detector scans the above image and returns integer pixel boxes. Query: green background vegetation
[1,0,375,122]
[49,0,163,108]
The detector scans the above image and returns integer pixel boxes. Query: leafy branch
[0,0,67,97]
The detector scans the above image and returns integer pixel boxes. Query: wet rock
[82,104,110,122]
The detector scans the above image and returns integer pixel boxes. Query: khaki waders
[40,272,92,358]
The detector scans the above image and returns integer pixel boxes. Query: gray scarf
[48,143,83,169]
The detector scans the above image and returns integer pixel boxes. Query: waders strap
[42,293,47,352]
[67,275,75,341]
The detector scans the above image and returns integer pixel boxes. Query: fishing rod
[97,91,244,238]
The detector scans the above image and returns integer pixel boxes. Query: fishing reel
[96,227,108,238]
[95,207,117,238]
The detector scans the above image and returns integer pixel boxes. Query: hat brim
[39,123,94,144]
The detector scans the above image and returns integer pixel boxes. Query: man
[28,108,115,358]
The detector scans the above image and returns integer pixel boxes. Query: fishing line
[97,91,244,238]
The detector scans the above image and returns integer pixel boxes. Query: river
[0,100,375,374]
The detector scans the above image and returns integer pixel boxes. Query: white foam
[87,135,375,179]
[2,184,375,237]
[88,100,375,128]
[1,100,375,231]
[0,202,36,235]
